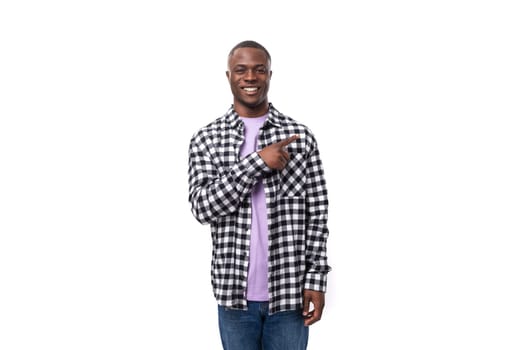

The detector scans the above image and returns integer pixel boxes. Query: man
[187,40,331,350]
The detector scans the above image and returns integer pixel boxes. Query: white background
[1,1,524,349]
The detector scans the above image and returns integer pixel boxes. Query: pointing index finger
[278,134,299,147]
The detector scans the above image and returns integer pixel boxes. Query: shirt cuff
[304,272,328,293]
[241,152,272,177]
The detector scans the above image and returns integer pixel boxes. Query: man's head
[226,40,272,117]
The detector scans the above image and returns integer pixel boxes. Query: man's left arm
[302,137,331,326]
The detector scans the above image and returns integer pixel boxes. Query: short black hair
[228,40,271,63]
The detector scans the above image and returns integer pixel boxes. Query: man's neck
[234,102,269,118]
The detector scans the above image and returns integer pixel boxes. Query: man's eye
[235,68,246,74]
[256,68,267,74]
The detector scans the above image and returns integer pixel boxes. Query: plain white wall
[1,1,524,349]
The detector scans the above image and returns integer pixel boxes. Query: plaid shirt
[188,104,331,314]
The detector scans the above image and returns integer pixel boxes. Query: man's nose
[244,69,256,81]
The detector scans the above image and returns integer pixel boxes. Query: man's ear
[269,70,273,79]
[225,71,230,79]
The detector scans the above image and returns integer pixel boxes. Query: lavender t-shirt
[239,114,269,301]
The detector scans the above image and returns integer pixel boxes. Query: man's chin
[239,99,265,109]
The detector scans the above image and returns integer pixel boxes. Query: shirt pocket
[279,153,307,197]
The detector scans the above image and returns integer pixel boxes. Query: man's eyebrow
[233,64,267,68]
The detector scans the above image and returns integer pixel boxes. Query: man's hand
[257,135,299,170]
[302,289,325,326]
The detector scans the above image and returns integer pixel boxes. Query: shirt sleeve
[302,139,331,292]
[188,133,270,225]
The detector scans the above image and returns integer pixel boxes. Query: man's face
[227,47,272,115]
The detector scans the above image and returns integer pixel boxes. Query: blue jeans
[218,301,309,350]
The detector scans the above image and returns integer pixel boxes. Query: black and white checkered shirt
[188,104,331,314]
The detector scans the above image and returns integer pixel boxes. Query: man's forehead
[230,47,270,64]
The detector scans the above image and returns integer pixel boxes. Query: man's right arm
[187,134,268,225]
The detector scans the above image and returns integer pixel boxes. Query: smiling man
[188,40,331,350]
[226,44,272,117]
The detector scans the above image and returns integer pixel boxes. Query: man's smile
[242,86,259,94]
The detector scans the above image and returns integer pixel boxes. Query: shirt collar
[225,103,284,129]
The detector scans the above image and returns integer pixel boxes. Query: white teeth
[243,87,257,92]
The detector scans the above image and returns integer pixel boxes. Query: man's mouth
[242,87,259,93]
